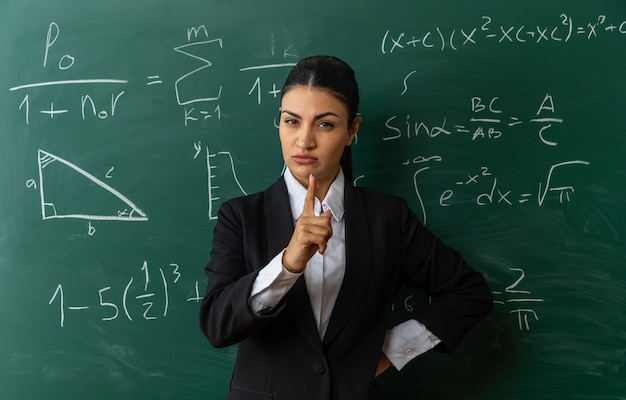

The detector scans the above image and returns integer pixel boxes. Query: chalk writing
[33,149,148,224]
[493,268,544,330]
[48,260,201,327]
[174,26,223,106]
[9,22,128,124]
[239,34,298,105]
[382,14,626,54]
[44,22,74,69]
[204,146,248,220]
[438,160,590,208]
[240,62,297,105]
[392,266,543,330]
[388,93,563,146]
[12,84,126,124]
[174,25,224,128]
[389,93,590,223]
[410,155,443,225]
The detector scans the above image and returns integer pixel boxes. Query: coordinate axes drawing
[205,147,247,220]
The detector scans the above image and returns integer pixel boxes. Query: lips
[292,154,317,165]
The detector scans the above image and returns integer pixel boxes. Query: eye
[282,118,299,125]
[318,121,335,129]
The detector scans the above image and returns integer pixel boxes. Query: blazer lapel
[263,178,324,352]
[323,183,371,347]
[263,178,294,258]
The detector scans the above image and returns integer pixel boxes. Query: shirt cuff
[382,319,442,370]
[248,250,301,314]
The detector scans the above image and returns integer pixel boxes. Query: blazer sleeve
[398,198,493,353]
[199,198,286,348]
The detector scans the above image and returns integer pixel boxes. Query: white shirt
[249,168,440,370]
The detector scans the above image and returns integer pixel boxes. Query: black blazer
[200,177,492,400]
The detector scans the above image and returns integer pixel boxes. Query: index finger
[302,174,317,216]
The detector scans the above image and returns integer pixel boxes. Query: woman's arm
[398,200,493,353]
[199,200,277,348]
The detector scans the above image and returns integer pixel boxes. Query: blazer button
[312,361,326,375]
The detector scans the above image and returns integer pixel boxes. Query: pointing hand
[282,174,333,273]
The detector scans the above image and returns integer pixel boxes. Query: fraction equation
[493,267,544,331]
[8,22,299,127]
[48,260,203,327]
[393,267,544,331]
[386,93,564,146]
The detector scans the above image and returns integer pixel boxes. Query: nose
[296,125,315,149]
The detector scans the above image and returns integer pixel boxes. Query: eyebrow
[280,109,341,120]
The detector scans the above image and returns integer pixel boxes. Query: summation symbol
[174,38,223,105]
[174,25,223,106]
[173,25,224,126]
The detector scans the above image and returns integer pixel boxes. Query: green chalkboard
[2,1,625,399]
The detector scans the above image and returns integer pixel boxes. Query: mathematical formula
[386,93,563,146]
[404,158,589,226]
[382,93,591,224]
[8,22,297,127]
[382,14,626,53]
[48,260,202,327]
[394,267,543,331]
[494,267,544,331]
[3,17,597,336]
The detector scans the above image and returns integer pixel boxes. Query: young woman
[200,55,492,400]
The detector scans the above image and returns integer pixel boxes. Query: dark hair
[281,55,360,180]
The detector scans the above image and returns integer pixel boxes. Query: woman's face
[279,86,360,192]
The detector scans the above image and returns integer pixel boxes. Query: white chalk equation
[440,160,590,208]
[8,22,300,127]
[386,93,564,146]
[392,266,544,331]
[30,149,148,222]
[493,268,544,331]
[177,28,297,125]
[386,92,590,223]
[407,156,589,225]
[9,22,127,124]
[382,14,626,53]
[48,260,203,327]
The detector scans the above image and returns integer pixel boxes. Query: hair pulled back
[281,55,360,126]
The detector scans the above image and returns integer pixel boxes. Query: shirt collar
[283,168,345,222]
